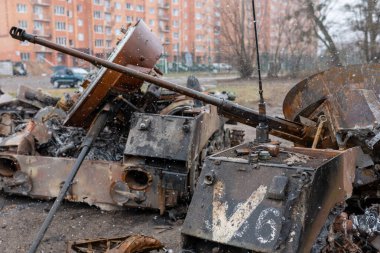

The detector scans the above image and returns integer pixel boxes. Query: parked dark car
[50,67,88,88]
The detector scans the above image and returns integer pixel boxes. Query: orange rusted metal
[64,20,163,128]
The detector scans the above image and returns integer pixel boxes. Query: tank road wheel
[53,81,60,89]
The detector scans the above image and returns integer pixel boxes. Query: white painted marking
[211,181,267,242]
[255,208,281,244]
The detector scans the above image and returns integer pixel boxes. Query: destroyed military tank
[0,20,238,216]
[7,19,380,253]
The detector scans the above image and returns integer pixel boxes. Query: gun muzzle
[10,27,35,43]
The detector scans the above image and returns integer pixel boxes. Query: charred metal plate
[283,64,380,122]
[125,106,223,162]
[125,113,196,161]
[182,144,360,252]
[64,20,163,128]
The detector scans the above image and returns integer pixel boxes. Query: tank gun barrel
[9,27,306,140]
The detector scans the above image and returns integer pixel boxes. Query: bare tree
[286,4,316,76]
[220,0,256,78]
[267,1,316,77]
[345,0,380,63]
[303,0,342,66]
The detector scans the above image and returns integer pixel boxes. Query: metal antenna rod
[252,0,264,104]
[252,0,270,143]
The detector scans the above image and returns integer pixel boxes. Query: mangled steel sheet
[283,64,380,152]
[182,143,363,252]
[64,20,163,128]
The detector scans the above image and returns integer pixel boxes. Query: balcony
[158,3,170,9]
[31,0,51,7]
[32,29,51,38]
[159,26,170,33]
[158,14,169,21]
[35,45,53,53]
[33,14,50,22]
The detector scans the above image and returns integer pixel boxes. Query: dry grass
[35,78,300,114]
[210,77,299,109]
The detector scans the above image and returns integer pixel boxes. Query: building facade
[0,0,222,68]
[0,0,316,72]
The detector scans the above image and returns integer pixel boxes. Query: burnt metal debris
[67,234,164,253]
[5,18,380,253]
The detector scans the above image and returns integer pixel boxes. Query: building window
[54,6,65,15]
[196,13,202,20]
[115,2,121,9]
[55,21,66,31]
[95,39,104,47]
[173,20,179,28]
[196,24,202,30]
[94,11,102,19]
[196,34,203,41]
[173,0,179,3]
[33,6,42,14]
[94,25,103,33]
[56,37,67,45]
[77,4,83,12]
[173,8,179,16]
[196,45,204,52]
[105,26,112,35]
[126,3,133,10]
[78,33,84,41]
[94,0,102,4]
[173,44,178,51]
[115,15,121,22]
[106,40,112,48]
[136,5,144,12]
[105,13,111,21]
[149,8,155,14]
[18,20,28,29]
[196,2,202,8]
[149,19,154,26]
[68,24,73,32]
[20,41,29,46]
[34,21,43,30]
[173,32,179,39]
[20,52,30,61]
[17,4,27,13]
[78,19,83,26]
[126,16,133,22]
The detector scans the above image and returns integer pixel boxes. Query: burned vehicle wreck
[6,17,380,253]
[0,21,236,216]
[182,64,380,252]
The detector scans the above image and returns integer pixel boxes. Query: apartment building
[0,0,316,70]
[0,0,222,67]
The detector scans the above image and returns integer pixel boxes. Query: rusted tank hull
[0,105,228,213]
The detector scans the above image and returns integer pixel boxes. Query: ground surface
[0,74,300,252]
